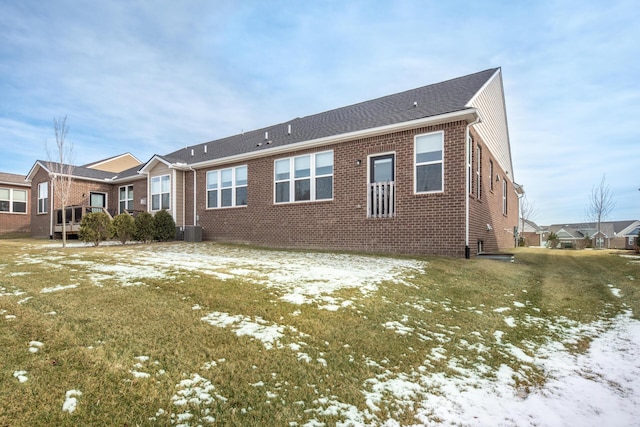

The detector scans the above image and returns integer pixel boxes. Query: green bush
[153,210,176,242]
[133,212,155,243]
[547,232,559,249]
[79,212,112,247]
[111,213,136,245]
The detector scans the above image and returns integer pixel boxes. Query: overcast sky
[1,0,638,225]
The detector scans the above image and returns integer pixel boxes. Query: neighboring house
[0,172,30,235]
[25,68,521,257]
[26,153,145,239]
[519,218,544,247]
[546,220,640,249]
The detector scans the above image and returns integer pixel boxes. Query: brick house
[26,153,146,238]
[25,67,520,257]
[0,172,30,235]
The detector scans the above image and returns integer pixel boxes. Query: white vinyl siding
[415,131,444,193]
[206,165,247,209]
[274,151,333,203]
[0,188,27,214]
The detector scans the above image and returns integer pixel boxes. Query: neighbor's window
[0,188,27,214]
[274,151,333,203]
[151,175,170,211]
[206,165,247,208]
[119,185,134,213]
[415,131,444,193]
[37,182,48,214]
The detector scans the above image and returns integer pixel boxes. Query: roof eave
[185,109,478,170]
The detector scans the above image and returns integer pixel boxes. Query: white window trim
[151,175,171,211]
[206,165,248,209]
[489,160,494,192]
[274,150,334,204]
[119,185,134,214]
[0,188,28,214]
[502,179,508,215]
[37,182,48,214]
[467,136,473,195]
[476,145,481,199]
[414,130,444,194]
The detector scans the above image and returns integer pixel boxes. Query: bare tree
[519,194,538,236]
[585,174,615,249]
[46,116,75,248]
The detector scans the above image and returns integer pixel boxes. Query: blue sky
[1,0,638,225]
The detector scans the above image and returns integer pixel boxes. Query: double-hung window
[415,131,444,193]
[119,185,134,213]
[502,179,508,215]
[37,182,48,214]
[274,151,333,203]
[0,188,27,213]
[476,145,482,199]
[206,165,247,208]
[151,175,170,211]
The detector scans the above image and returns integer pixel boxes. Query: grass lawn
[0,240,638,426]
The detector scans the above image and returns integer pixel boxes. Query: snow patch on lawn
[62,390,82,414]
[41,284,78,293]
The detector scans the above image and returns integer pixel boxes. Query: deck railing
[367,181,395,218]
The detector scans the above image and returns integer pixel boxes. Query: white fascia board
[25,161,50,182]
[465,68,502,108]
[183,109,478,170]
[138,155,173,174]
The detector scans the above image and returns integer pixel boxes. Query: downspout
[465,115,481,258]
[182,170,186,228]
[189,167,197,226]
[49,176,54,239]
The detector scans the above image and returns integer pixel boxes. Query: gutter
[183,109,479,170]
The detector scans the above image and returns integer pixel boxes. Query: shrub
[547,232,559,249]
[153,210,176,242]
[79,212,112,247]
[134,212,155,243]
[636,235,640,254]
[111,213,136,245]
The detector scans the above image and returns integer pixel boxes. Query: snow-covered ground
[7,243,640,426]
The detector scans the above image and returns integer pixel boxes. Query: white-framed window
[489,160,494,192]
[415,131,444,193]
[0,188,27,214]
[119,185,134,213]
[274,151,333,203]
[206,165,247,208]
[151,175,170,211]
[502,179,508,215]
[467,136,473,195]
[476,145,482,199]
[37,182,48,214]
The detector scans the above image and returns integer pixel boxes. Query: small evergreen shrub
[547,232,559,249]
[153,210,176,242]
[134,212,155,243]
[111,213,136,245]
[79,212,112,247]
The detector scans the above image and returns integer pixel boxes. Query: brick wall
[196,121,473,257]
[0,182,30,234]
[467,128,519,255]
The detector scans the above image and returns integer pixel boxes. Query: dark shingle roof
[0,172,29,186]
[165,68,499,165]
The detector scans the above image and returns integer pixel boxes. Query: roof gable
[83,153,142,173]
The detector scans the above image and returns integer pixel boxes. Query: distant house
[519,219,545,247]
[0,172,30,235]
[24,68,521,257]
[546,220,640,249]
